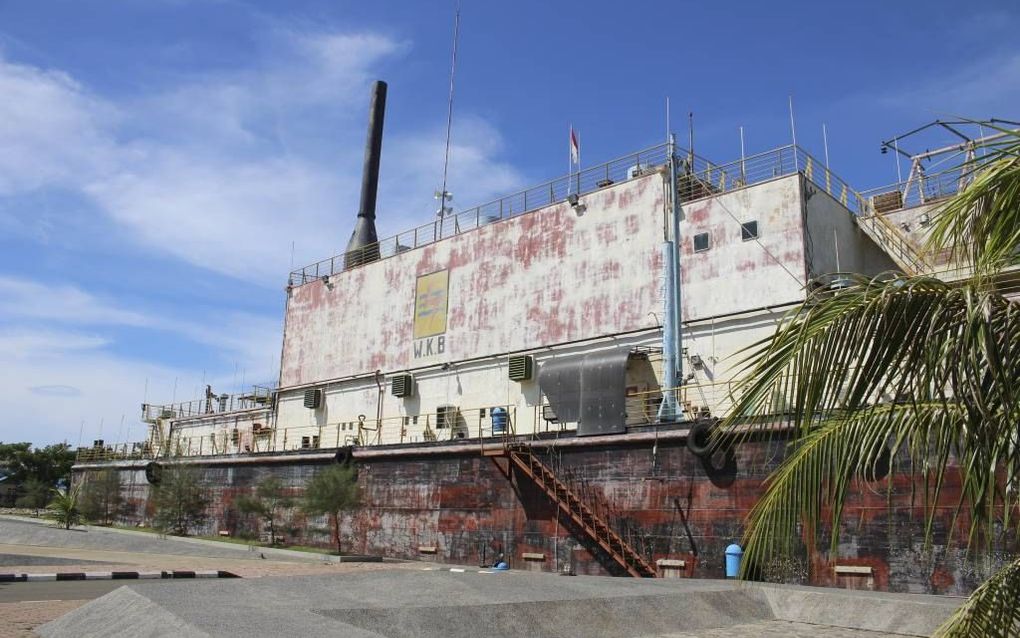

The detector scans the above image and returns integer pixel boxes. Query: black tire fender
[334,446,354,465]
[686,421,715,457]
[144,461,162,485]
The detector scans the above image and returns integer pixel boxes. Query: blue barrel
[491,407,508,435]
[725,543,743,579]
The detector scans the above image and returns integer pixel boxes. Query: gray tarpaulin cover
[538,349,630,436]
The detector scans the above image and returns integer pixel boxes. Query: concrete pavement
[39,569,962,638]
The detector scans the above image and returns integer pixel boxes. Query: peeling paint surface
[78,438,1008,594]
[280,173,665,387]
[680,176,806,321]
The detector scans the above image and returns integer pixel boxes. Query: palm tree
[720,127,1020,637]
[46,485,84,530]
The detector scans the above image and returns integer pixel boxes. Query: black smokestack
[344,80,387,269]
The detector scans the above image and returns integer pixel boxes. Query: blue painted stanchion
[725,544,743,579]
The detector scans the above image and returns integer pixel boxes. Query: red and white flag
[569,126,580,165]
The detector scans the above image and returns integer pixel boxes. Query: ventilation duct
[303,388,322,409]
[391,373,415,398]
[508,355,534,381]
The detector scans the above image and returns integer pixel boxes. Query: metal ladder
[503,444,657,578]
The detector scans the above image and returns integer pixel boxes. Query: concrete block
[834,565,873,575]
[656,559,686,568]
[26,573,56,581]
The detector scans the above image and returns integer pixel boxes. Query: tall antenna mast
[436,2,461,238]
[687,112,694,168]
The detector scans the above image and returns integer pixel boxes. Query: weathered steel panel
[680,175,807,322]
[280,173,666,387]
[538,350,630,436]
[78,438,1008,594]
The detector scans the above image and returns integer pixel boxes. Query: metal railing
[549,452,658,567]
[289,140,881,290]
[675,145,860,215]
[289,144,673,286]
[159,404,518,458]
[142,385,276,422]
[678,145,798,202]
[856,213,930,275]
[857,168,963,213]
[81,372,826,464]
[849,167,970,276]
[505,444,657,576]
[76,441,154,464]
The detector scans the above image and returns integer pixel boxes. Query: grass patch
[281,545,338,556]
[108,524,340,555]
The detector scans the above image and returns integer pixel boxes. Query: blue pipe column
[659,134,684,421]
[658,241,679,420]
[669,134,684,391]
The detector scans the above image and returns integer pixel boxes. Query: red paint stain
[596,223,618,245]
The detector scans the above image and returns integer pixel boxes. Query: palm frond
[722,274,1020,561]
[933,556,1020,638]
[46,485,83,529]
[926,127,1020,274]
[737,402,968,576]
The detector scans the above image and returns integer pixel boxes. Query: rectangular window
[741,221,759,241]
[693,232,710,252]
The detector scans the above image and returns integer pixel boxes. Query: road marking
[449,568,465,573]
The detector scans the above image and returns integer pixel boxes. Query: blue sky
[0,0,1017,445]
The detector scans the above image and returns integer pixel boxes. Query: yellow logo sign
[413,270,449,339]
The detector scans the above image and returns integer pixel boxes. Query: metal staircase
[855,211,929,276]
[501,444,657,578]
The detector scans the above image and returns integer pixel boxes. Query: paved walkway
[1,516,962,638]
[658,621,912,637]
[0,516,407,578]
[0,516,414,637]
[38,569,960,638]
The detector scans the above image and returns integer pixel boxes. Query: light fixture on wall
[566,193,586,214]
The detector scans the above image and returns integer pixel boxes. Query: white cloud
[0,278,282,445]
[0,328,110,359]
[0,273,279,372]
[0,324,155,444]
[0,27,528,444]
[377,116,527,237]
[0,29,523,287]
[0,57,118,194]
[878,52,1020,115]
[0,338,185,445]
[0,276,150,326]
[85,154,348,283]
